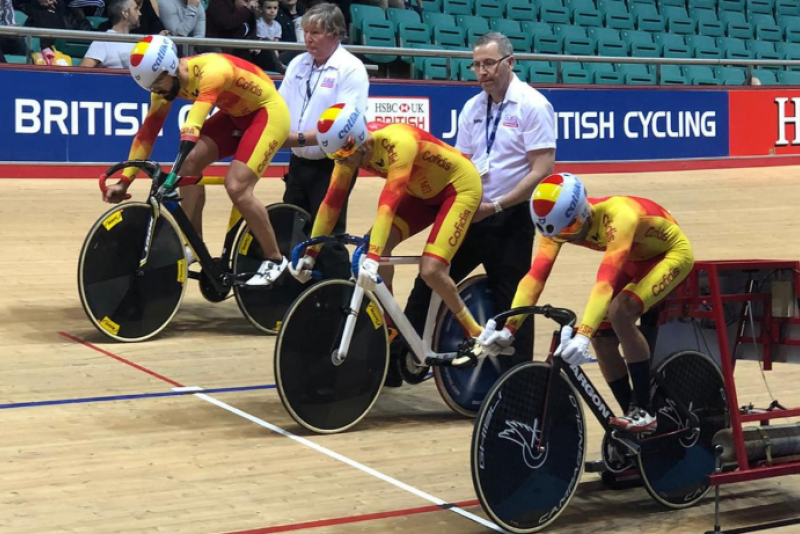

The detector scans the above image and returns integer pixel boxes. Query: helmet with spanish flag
[316,103,369,159]
[529,173,591,238]
[129,35,179,91]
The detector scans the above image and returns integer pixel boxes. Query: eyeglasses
[469,55,512,72]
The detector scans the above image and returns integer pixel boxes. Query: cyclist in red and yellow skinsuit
[103,35,291,286]
[289,104,484,356]
[479,173,694,434]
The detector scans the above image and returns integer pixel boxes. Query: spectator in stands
[278,2,368,279]
[251,0,283,72]
[275,0,303,63]
[0,0,27,61]
[22,0,68,50]
[206,0,257,51]
[99,0,166,34]
[159,0,206,37]
[79,0,140,67]
[66,0,104,28]
[394,32,556,385]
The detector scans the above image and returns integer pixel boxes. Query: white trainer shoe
[609,406,658,434]
[245,256,288,286]
[184,245,196,266]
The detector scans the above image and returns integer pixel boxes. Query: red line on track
[214,499,481,534]
[58,331,184,388]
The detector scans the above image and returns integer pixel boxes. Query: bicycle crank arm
[610,430,642,456]
[425,351,477,369]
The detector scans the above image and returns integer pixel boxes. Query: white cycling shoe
[245,256,288,286]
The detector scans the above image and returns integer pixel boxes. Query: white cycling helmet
[316,103,369,159]
[129,35,179,90]
[530,173,591,238]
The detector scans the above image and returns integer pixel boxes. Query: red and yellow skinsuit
[309,122,484,335]
[123,53,290,180]
[506,196,694,337]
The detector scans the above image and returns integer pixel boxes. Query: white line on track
[194,392,507,533]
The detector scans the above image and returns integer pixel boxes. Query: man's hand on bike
[475,319,515,357]
[104,181,131,204]
[358,257,380,292]
[556,327,592,366]
[289,254,315,284]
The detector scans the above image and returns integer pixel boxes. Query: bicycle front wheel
[275,280,389,434]
[78,202,187,342]
[233,203,313,334]
[472,362,586,533]
[638,350,729,508]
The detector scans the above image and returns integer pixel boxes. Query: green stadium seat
[618,63,651,77]
[534,34,564,53]
[659,0,687,8]
[718,0,745,11]
[756,24,783,42]
[434,26,466,47]
[660,65,688,84]
[507,30,532,51]
[54,40,89,59]
[422,58,449,79]
[668,17,696,34]
[727,22,755,39]
[636,14,666,31]
[86,16,108,29]
[654,32,685,46]
[422,0,443,11]
[564,36,596,54]
[630,0,657,5]
[14,10,28,25]
[752,68,778,84]
[625,72,657,84]
[350,4,385,42]
[398,22,432,47]
[692,44,723,58]
[622,29,654,43]
[684,65,716,84]
[597,0,628,15]
[491,19,522,33]
[4,54,27,64]
[362,21,397,63]
[541,5,571,23]
[566,0,596,13]
[562,61,585,74]
[688,0,717,9]
[778,42,800,57]
[661,5,689,18]
[691,7,717,22]
[787,27,800,43]
[423,11,456,30]
[632,42,661,56]
[512,61,527,80]
[506,0,537,20]
[719,10,746,24]
[574,8,603,26]
[588,27,621,41]
[750,13,776,26]
[452,58,475,80]
[443,0,474,15]
[467,27,490,45]
[778,70,800,83]
[748,41,776,54]
[630,2,659,17]
[387,7,420,27]
[783,51,800,70]
[563,67,593,83]
[698,20,725,36]
[775,0,800,16]
[746,0,775,15]
[555,24,588,38]
[457,14,490,33]
[529,63,559,82]
[663,43,692,56]
[597,39,628,55]
[715,66,747,84]
[718,36,746,52]
[522,21,554,34]
[605,12,636,29]
[594,71,625,83]
[475,0,504,17]
[756,50,782,70]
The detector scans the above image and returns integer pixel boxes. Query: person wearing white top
[80,0,141,68]
[278,2,368,279]
[394,32,556,383]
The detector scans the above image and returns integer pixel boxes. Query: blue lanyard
[486,99,506,155]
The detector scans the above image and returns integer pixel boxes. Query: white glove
[476,319,515,357]
[556,328,592,366]
[289,254,315,284]
[358,257,380,292]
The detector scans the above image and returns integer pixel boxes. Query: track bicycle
[78,159,312,342]
[274,233,518,434]
[471,306,730,533]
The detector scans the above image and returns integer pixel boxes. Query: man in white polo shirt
[393,32,555,385]
[279,2,369,279]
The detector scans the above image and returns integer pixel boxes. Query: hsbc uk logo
[366,97,430,131]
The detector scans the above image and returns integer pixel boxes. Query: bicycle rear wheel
[233,204,312,334]
[434,275,516,417]
[638,350,729,508]
[472,362,586,533]
[275,280,389,434]
[78,202,187,342]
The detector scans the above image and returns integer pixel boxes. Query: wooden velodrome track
[2,166,800,534]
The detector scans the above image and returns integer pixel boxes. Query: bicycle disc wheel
[638,350,729,508]
[434,275,516,417]
[472,362,586,533]
[233,204,312,334]
[275,279,389,434]
[78,202,187,342]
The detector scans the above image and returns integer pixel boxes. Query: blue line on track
[0,384,277,410]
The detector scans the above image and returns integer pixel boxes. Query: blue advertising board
[0,68,730,164]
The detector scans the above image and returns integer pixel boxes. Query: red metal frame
[661,259,800,485]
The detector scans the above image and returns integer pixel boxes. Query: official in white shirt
[396,32,555,382]
[279,2,369,279]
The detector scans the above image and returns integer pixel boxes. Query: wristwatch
[297,132,306,147]
[492,199,504,214]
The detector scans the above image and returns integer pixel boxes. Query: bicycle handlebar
[98,160,202,200]
[290,234,367,267]
[491,305,577,328]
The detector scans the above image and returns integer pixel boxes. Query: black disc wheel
[275,279,389,434]
[78,202,187,342]
[434,276,515,417]
[233,204,312,334]
[472,362,586,533]
[638,350,729,508]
